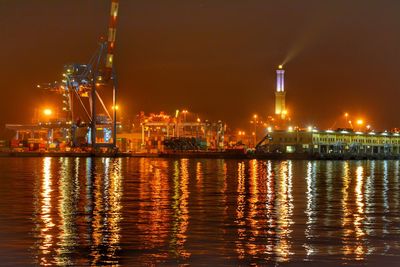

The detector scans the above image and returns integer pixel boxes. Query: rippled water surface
[0,158,400,266]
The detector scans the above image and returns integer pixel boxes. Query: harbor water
[0,158,399,266]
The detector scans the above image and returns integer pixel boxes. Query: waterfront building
[260,129,400,156]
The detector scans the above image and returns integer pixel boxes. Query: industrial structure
[7,0,121,151]
[3,21,400,160]
[253,65,400,159]
[116,111,227,153]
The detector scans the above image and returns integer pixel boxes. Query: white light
[326,130,334,133]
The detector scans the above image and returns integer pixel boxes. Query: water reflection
[275,161,294,262]
[304,161,317,258]
[56,157,79,266]
[234,160,294,263]
[382,161,390,253]
[365,161,375,238]
[265,160,276,257]
[90,158,123,265]
[38,157,55,266]
[354,165,366,259]
[32,158,123,266]
[170,159,190,259]
[24,158,400,265]
[235,161,246,259]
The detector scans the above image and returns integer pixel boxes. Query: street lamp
[43,109,53,116]
[252,114,258,147]
[182,109,188,122]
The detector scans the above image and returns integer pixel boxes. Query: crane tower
[41,0,120,150]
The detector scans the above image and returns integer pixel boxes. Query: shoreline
[1,151,399,160]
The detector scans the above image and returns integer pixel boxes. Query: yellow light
[267,126,272,132]
[344,112,349,117]
[112,105,119,110]
[288,126,293,132]
[279,65,283,69]
[282,110,288,115]
[357,119,363,125]
[307,126,313,132]
[43,109,53,116]
[253,114,258,119]
[197,118,201,123]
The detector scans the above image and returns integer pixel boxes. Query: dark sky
[1,0,400,130]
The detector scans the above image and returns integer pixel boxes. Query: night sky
[1,0,400,132]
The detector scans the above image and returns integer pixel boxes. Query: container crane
[39,0,120,149]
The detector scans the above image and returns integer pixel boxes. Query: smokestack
[275,65,286,117]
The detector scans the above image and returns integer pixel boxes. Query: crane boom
[105,0,119,80]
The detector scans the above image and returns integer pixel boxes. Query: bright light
[112,105,119,110]
[356,119,363,125]
[278,65,283,69]
[307,126,313,132]
[282,110,288,115]
[288,126,293,132]
[267,127,272,132]
[344,112,349,117]
[366,125,371,130]
[43,109,53,116]
[197,118,201,123]
[253,114,258,119]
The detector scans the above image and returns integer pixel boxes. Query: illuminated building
[258,129,400,157]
